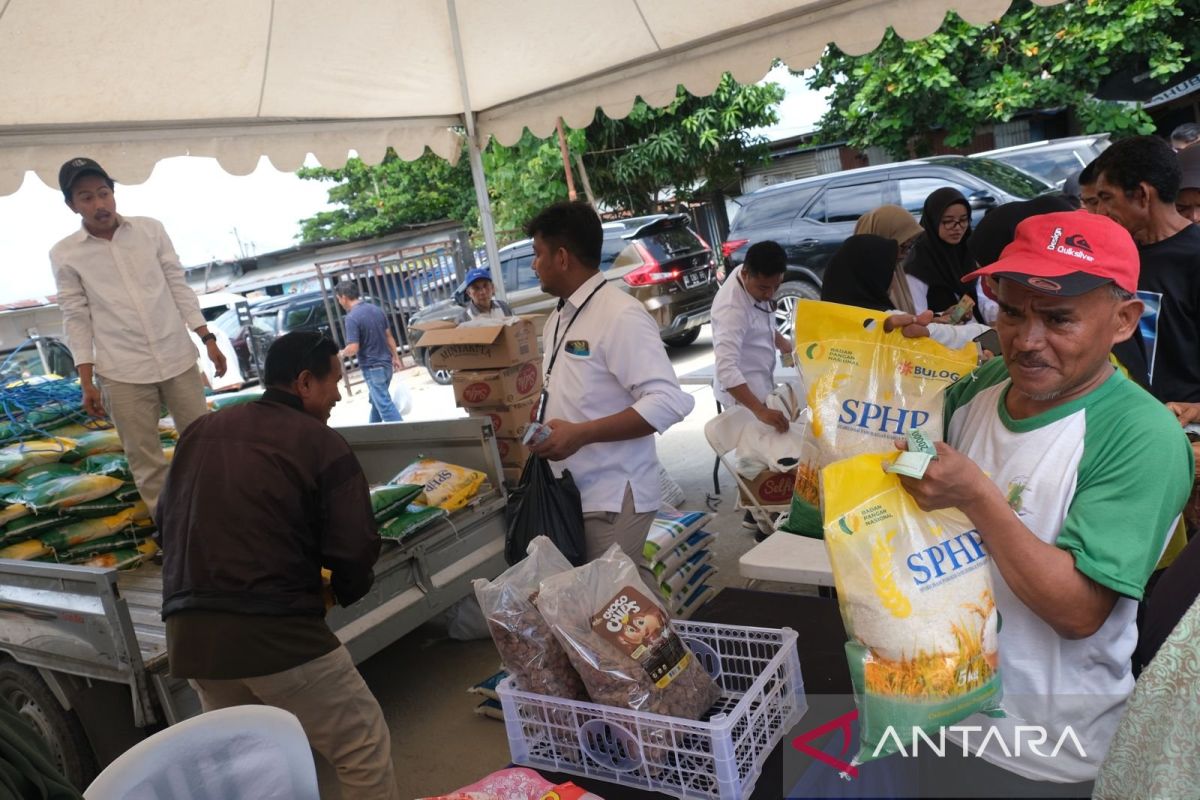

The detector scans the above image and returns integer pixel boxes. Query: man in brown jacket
[159,331,397,800]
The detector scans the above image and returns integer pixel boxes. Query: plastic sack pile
[822,452,1002,764]
[641,510,720,619]
[781,300,977,538]
[0,434,164,568]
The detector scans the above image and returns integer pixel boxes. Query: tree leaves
[808,0,1197,159]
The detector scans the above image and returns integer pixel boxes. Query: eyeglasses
[940,217,970,230]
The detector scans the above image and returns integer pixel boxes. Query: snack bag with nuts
[473,536,586,700]
[781,300,976,538]
[535,544,719,719]
[822,452,1002,764]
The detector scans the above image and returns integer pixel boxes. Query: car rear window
[940,157,1052,198]
[732,187,814,230]
[637,226,705,262]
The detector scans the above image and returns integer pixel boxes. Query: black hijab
[905,187,977,314]
[820,235,898,312]
[967,196,1150,389]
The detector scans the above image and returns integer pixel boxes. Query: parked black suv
[722,156,1053,335]
[409,214,719,384]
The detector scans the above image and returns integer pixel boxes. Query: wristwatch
[200,333,217,345]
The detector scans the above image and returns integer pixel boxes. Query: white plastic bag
[389,374,414,417]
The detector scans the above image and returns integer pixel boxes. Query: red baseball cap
[962,211,1139,296]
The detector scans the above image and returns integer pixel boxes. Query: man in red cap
[896,211,1193,793]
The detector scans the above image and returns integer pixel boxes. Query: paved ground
[317,328,812,797]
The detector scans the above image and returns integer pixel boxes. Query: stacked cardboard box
[415,318,543,483]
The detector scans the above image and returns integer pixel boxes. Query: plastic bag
[20,474,123,514]
[822,452,1002,764]
[378,504,446,541]
[474,536,587,699]
[535,543,720,718]
[781,300,977,538]
[505,455,585,567]
[369,484,423,522]
[394,457,486,512]
[389,375,414,418]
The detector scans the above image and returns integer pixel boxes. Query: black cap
[58,157,114,199]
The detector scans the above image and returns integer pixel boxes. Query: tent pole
[448,0,506,301]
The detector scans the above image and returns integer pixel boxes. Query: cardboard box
[738,468,796,508]
[502,466,523,486]
[496,437,533,468]
[468,395,540,439]
[420,318,539,370]
[452,361,543,409]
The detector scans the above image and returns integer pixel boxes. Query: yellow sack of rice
[72,429,125,459]
[40,509,136,552]
[394,457,486,512]
[780,301,976,538]
[79,540,158,570]
[0,438,77,477]
[822,452,1002,764]
[0,538,51,561]
[21,474,124,514]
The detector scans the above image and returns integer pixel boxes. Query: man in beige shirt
[50,157,226,514]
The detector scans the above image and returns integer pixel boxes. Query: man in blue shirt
[335,283,403,423]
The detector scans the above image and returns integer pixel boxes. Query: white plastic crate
[496,621,806,800]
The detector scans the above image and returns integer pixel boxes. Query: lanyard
[538,279,605,423]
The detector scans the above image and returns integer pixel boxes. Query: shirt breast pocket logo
[565,340,591,358]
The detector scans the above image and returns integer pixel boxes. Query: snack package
[394,457,486,512]
[473,536,586,700]
[535,544,719,718]
[782,300,976,538]
[822,452,1002,764]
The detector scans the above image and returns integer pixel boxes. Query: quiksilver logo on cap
[1046,227,1095,263]
[71,159,87,166]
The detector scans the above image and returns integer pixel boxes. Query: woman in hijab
[853,205,924,312]
[904,188,977,317]
[819,234,898,312]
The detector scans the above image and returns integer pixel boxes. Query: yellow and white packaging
[781,300,976,537]
[394,457,486,512]
[822,452,1002,763]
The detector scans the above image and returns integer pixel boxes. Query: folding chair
[703,407,791,536]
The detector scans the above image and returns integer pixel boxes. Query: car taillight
[721,238,748,259]
[622,243,683,286]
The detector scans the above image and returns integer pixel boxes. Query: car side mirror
[968,191,998,210]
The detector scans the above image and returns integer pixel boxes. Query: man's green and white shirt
[941,357,1193,783]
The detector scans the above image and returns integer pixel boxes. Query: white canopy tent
[0,0,1062,294]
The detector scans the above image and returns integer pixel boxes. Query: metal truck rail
[0,416,508,787]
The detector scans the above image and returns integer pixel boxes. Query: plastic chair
[84,705,319,800]
[703,407,789,535]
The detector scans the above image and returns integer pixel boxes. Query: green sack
[13,463,82,487]
[378,504,446,542]
[370,484,423,522]
[115,483,143,503]
[2,514,64,545]
[80,453,133,482]
[67,497,135,519]
[208,389,264,410]
[0,482,23,505]
[69,430,125,460]
[39,509,136,552]
[52,529,146,561]
[20,474,124,514]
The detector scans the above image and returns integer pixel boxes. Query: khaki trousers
[98,365,207,515]
[191,646,399,800]
[584,483,658,589]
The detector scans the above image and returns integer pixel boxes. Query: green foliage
[296,74,783,241]
[583,74,784,212]
[808,0,1196,158]
[296,149,477,243]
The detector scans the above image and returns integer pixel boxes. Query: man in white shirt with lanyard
[526,202,694,571]
[50,157,226,515]
[710,240,793,434]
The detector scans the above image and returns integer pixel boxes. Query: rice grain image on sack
[821,452,1003,764]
